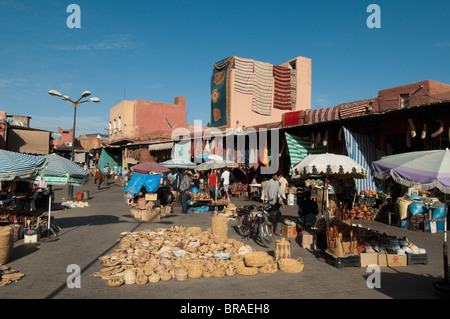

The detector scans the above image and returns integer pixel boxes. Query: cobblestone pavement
[0,178,448,300]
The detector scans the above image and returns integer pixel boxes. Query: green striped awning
[285,132,327,174]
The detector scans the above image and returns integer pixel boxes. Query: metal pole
[444,192,448,283]
[68,102,77,199]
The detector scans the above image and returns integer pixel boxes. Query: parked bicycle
[235,203,280,247]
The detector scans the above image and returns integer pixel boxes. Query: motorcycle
[235,203,281,247]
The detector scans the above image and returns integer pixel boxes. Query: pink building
[210,55,311,129]
[108,96,187,144]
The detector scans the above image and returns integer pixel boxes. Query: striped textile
[285,132,327,174]
[273,65,292,110]
[234,56,254,94]
[343,127,377,193]
[252,61,273,116]
[0,149,47,181]
[304,106,339,124]
[339,101,369,119]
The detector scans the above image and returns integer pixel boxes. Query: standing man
[266,173,286,205]
[208,170,217,200]
[221,168,230,200]
[278,174,289,205]
[179,170,191,215]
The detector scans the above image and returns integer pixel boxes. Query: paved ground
[1,177,449,301]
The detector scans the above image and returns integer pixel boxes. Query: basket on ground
[278,257,304,273]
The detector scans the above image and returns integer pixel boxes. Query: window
[109,122,112,135]
[400,94,409,108]
[118,116,121,131]
[113,119,117,133]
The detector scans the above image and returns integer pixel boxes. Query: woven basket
[123,268,136,284]
[211,215,228,237]
[160,271,173,281]
[149,273,160,283]
[135,269,148,285]
[106,277,124,288]
[275,237,291,261]
[278,257,304,273]
[235,261,258,276]
[174,267,188,281]
[244,251,272,267]
[259,261,278,274]
[0,227,13,266]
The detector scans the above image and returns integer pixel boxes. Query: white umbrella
[292,153,367,227]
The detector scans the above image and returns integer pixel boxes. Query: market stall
[372,148,450,292]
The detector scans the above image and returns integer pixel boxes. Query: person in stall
[297,191,319,227]
[11,179,33,213]
[208,170,217,200]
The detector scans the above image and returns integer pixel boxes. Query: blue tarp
[124,173,162,195]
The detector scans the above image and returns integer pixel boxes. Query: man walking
[266,173,286,204]
[221,168,230,200]
[179,170,191,215]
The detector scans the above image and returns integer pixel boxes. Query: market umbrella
[161,158,198,169]
[0,149,47,181]
[131,161,171,174]
[292,153,367,227]
[372,148,450,292]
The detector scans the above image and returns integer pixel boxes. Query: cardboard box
[300,231,316,250]
[145,193,157,201]
[282,224,298,238]
[360,253,378,267]
[378,253,388,267]
[387,254,407,267]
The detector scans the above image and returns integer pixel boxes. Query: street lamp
[49,89,101,199]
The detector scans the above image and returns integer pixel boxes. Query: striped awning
[285,133,327,175]
[148,142,174,151]
[26,153,88,186]
[0,150,48,181]
[343,127,377,193]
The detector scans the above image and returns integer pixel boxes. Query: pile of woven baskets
[0,266,25,286]
[93,223,304,288]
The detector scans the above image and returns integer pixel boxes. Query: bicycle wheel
[236,214,249,236]
[258,222,273,248]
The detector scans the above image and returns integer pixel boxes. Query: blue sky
[0,0,449,135]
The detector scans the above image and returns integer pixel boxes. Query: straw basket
[211,215,228,238]
[123,268,136,284]
[259,261,278,274]
[0,227,13,265]
[278,257,304,273]
[174,267,188,281]
[244,251,272,267]
[106,277,124,288]
[235,261,258,276]
[148,273,160,283]
[135,269,149,285]
[274,237,291,261]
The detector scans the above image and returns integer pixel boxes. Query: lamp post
[49,89,100,199]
